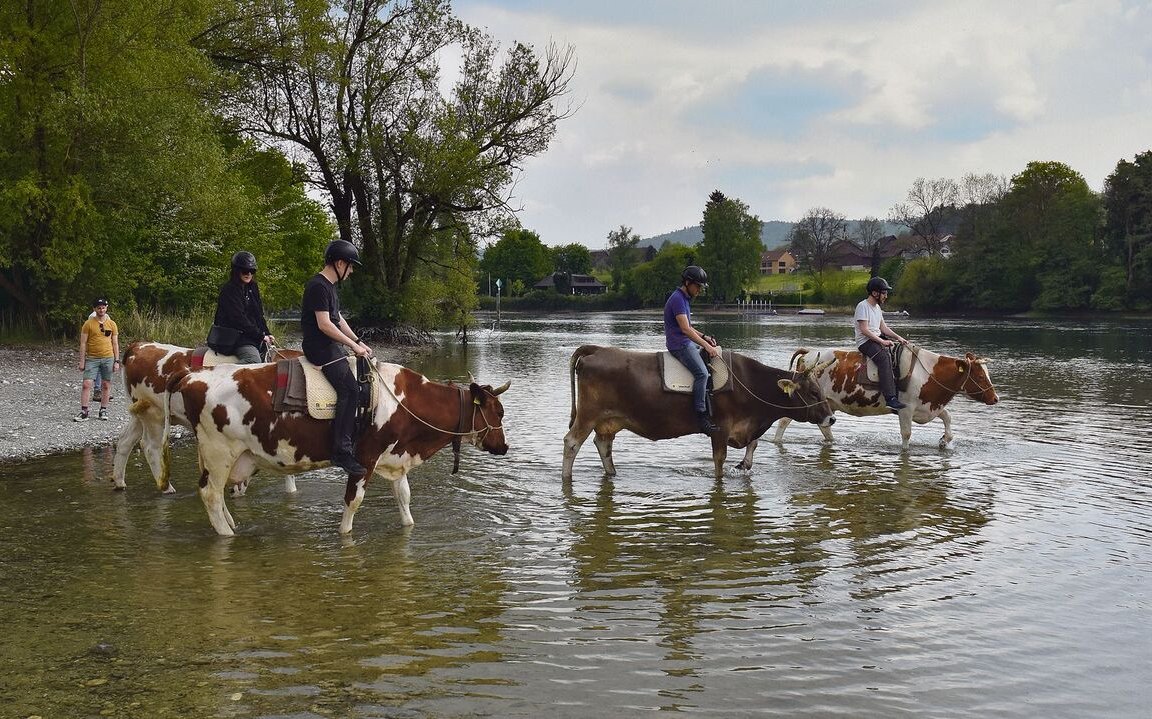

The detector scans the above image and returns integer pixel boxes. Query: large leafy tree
[629,243,694,306]
[550,243,592,275]
[1003,161,1101,311]
[698,191,762,303]
[478,228,551,296]
[0,0,331,329]
[1102,151,1152,309]
[606,225,641,293]
[203,0,575,326]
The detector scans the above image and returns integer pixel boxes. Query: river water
[2,312,1150,718]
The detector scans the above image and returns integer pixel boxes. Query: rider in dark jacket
[211,251,274,363]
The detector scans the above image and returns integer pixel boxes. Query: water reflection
[2,314,1151,718]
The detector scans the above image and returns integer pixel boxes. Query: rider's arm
[677,314,720,356]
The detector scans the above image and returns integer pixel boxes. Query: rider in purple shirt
[664,265,722,434]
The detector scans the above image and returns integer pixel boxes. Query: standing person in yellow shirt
[75,298,120,422]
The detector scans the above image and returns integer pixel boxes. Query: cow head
[468,380,510,455]
[780,369,836,427]
[958,353,999,405]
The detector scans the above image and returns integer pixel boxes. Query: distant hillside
[643,220,903,250]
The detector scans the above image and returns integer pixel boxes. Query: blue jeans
[671,346,710,413]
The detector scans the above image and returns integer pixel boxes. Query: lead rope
[366,359,503,438]
[902,343,998,395]
[713,352,830,410]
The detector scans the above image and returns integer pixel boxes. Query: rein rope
[366,360,504,441]
[714,353,828,410]
[902,343,997,395]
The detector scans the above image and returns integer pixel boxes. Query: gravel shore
[0,341,424,464]
[0,344,138,463]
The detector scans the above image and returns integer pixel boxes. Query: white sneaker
[73,410,89,422]
[98,408,109,421]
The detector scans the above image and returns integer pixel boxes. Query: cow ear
[777,378,797,396]
[956,360,968,374]
[469,382,483,405]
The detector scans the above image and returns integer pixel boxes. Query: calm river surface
[2,312,1150,718]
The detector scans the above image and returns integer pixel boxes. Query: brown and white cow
[167,360,510,535]
[562,345,835,480]
[113,341,299,494]
[761,345,999,456]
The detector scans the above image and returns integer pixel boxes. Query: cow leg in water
[899,409,914,450]
[283,476,298,493]
[340,473,372,535]
[710,434,729,478]
[561,423,594,481]
[391,475,414,527]
[772,418,791,444]
[592,432,617,476]
[735,439,758,471]
[111,415,143,490]
[937,408,955,449]
[197,450,238,536]
[141,412,176,494]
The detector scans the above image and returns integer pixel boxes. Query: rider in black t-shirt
[301,240,375,477]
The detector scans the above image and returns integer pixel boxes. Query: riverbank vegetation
[1,0,574,336]
[3,2,1149,346]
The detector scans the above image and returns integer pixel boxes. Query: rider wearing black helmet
[854,276,908,412]
[301,240,373,477]
[664,265,722,434]
[209,251,274,363]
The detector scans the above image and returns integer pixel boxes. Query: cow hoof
[112,485,126,492]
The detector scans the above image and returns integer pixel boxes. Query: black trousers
[859,339,898,400]
[309,348,359,458]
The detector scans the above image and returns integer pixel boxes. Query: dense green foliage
[204,0,575,327]
[698,191,762,303]
[477,229,552,296]
[0,0,333,332]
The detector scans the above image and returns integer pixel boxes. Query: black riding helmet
[231,251,257,273]
[867,276,893,294]
[324,240,362,266]
[682,265,708,286]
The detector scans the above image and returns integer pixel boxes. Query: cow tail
[162,368,191,465]
[568,345,598,429]
[789,348,810,372]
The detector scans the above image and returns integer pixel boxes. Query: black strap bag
[206,324,241,354]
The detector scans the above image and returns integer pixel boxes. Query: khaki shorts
[83,357,114,382]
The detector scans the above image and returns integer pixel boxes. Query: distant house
[533,273,607,295]
[900,234,955,260]
[825,235,905,270]
[760,248,797,274]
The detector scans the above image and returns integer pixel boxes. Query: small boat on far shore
[797,308,826,315]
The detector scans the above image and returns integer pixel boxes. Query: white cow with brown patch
[167,360,510,535]
[113,341,299,494]
[753,345,998,460]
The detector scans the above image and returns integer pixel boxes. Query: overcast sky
[451,0,1152,249]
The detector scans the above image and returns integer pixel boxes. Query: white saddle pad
[661,351,731,393]
[199,349,237,367]
[300,357,380,420]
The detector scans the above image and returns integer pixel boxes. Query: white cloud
[454,0,1152,247]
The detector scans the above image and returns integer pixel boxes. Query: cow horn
[491,380,511,395]
[807,358,835,376]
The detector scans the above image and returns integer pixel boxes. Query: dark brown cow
[113,341,299,494]
[561,345,835,479]
[168,360,510,535]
